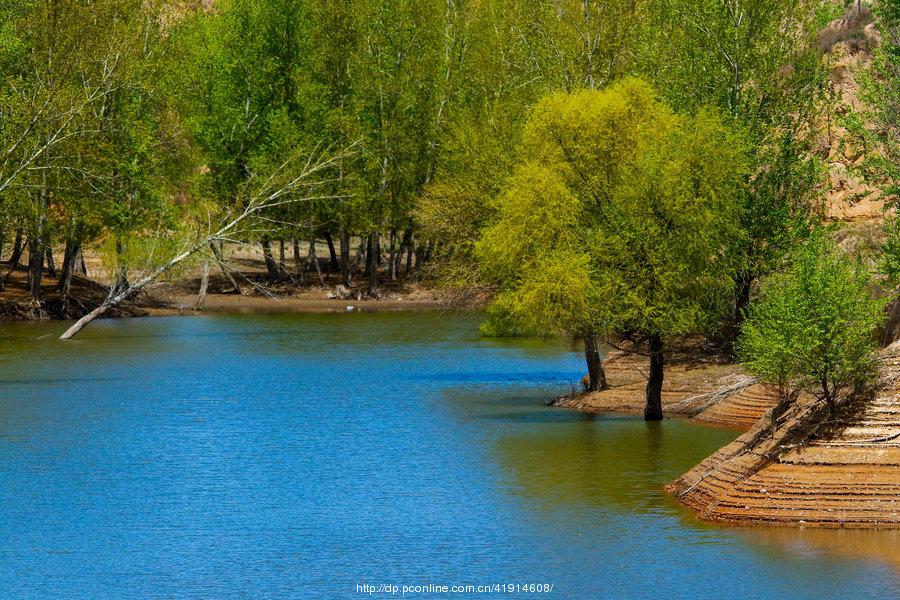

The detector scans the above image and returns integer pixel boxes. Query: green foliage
[881,215,900,283]
[477,78,748,342]
[850,0,900,206]
[643,0,827,324]
[739,234,887,408]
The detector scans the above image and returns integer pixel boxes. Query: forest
[0,0,898,418]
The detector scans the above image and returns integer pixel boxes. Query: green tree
[176,0,319,282]
[739,233,886,412]
[856,0,899,217]
[644,0,829,339]
[477,78,748,415]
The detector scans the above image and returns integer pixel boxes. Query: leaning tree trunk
[340,230,351,287]
[583,330,609,392]
[308,236,325,286]
[209,241,241,294]
[261,237,279,282]
[645,333,665,421]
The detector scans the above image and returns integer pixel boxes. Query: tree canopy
[476,78,749,413]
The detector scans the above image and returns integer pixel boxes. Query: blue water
[0,312,898,599]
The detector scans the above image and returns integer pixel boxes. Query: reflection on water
[745,526,900,568]
[490,416,732,512]
[0,313,899,599]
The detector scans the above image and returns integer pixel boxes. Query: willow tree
[478,78,748,417]
[477,166,610,391]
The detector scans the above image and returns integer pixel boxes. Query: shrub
[739,234,887,411]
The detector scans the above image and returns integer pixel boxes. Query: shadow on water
[443,383,900,577]
[490,415,734,514]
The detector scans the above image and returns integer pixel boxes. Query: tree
[477,78,748,414]
[853,0,899,208]
[477,164,609,390]
[643,0,829,341]
[176,0,319,282]
[739,233,886,413]
[0,0,136,304]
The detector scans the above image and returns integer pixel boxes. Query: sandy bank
[147,284,448,316]
[0,255,456,321]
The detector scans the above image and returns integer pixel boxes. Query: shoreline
[11,264,900,531]
[552,349,774,430]
[0,267,462,322]
[555,347,900,529]
[145,288,453,317]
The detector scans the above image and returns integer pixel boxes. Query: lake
[0,312,899,598]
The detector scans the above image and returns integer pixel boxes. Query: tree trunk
[363,234,373,277]
[405,233,415,275]
[57,240,79,295]
[397,229,412,279]
[27,181,49,299]
[644,333,665,421]
[0,228,5,292]
[354,237,366,273]
[195,259,210,310]
[340,230,351,287]
[732,272,753,329]
[308,236,325,286]
[78,246,87,275]
[414,239,426,271]
[27,236,44,299]
[367,231,379,295]
[5,229,23,283]
[387,228,398,281]
[46,244,56,278]
[261,237,279,282]
[293,238,303,277]
[279,239,287,273]
[323,230,339,273]
[583,331,609,392]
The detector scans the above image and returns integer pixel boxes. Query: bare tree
[59,146,348,339]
